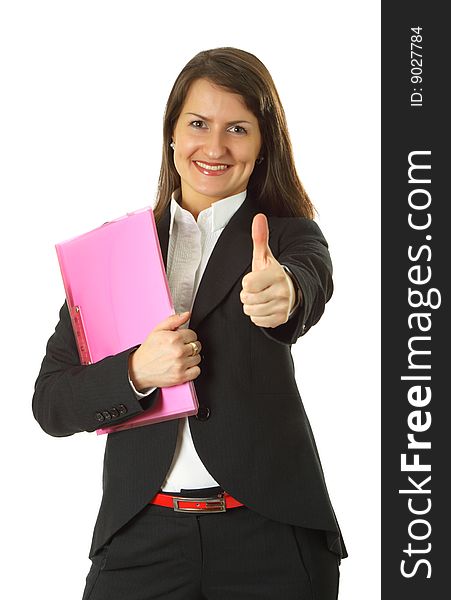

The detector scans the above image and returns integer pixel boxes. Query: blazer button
[110,407,119,418]
[118,404,128,415]
[95,412,105,422]
[196,407,210,421]
[102,410,112,421]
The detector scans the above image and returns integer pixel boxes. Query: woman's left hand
[240,214,298,328]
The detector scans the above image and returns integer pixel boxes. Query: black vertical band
[382,2,448,596]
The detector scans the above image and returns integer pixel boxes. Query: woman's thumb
[175,311,191,319]
[155,311,191,331]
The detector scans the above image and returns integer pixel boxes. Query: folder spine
[71,305,92,365]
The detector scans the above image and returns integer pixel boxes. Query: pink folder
[55,206,199,434]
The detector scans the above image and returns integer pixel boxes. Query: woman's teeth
[194,161,229,171]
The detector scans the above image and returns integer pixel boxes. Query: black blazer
[33,191,347,562]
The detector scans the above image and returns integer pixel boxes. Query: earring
[256,156,264,165]
[170,141,175,150]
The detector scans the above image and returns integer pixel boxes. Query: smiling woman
[33,46,346,600]
[171,78,262,217]
[153,47,315,224]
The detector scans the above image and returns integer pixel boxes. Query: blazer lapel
[190,194,262,331]
[155,193,263,331]
[156,205,170,271]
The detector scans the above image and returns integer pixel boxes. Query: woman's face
[172,78,262,206]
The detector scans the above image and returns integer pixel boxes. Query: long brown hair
[153,47,315,223]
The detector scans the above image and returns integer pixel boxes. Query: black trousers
[82,492,340,600]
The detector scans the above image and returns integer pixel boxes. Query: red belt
[150,492,243,513]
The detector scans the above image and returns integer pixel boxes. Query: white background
[0,1,380,598]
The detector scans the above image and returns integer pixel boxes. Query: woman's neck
[179,189,218,221]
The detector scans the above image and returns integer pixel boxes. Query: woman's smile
[192,160,232,176]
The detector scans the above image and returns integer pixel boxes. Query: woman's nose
[203,131,227,159]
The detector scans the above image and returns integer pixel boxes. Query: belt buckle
[172,494,226,513]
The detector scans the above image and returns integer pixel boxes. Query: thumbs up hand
[240,213,298,328]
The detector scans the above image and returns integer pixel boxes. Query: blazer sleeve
[259,217,333,346]
[32,301,157,437]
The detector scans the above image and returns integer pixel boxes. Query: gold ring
[189,341,199,356]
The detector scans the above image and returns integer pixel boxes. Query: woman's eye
[190,120,206,129]
[228,125,247,134]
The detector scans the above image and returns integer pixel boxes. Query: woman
[33,47,347,599]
